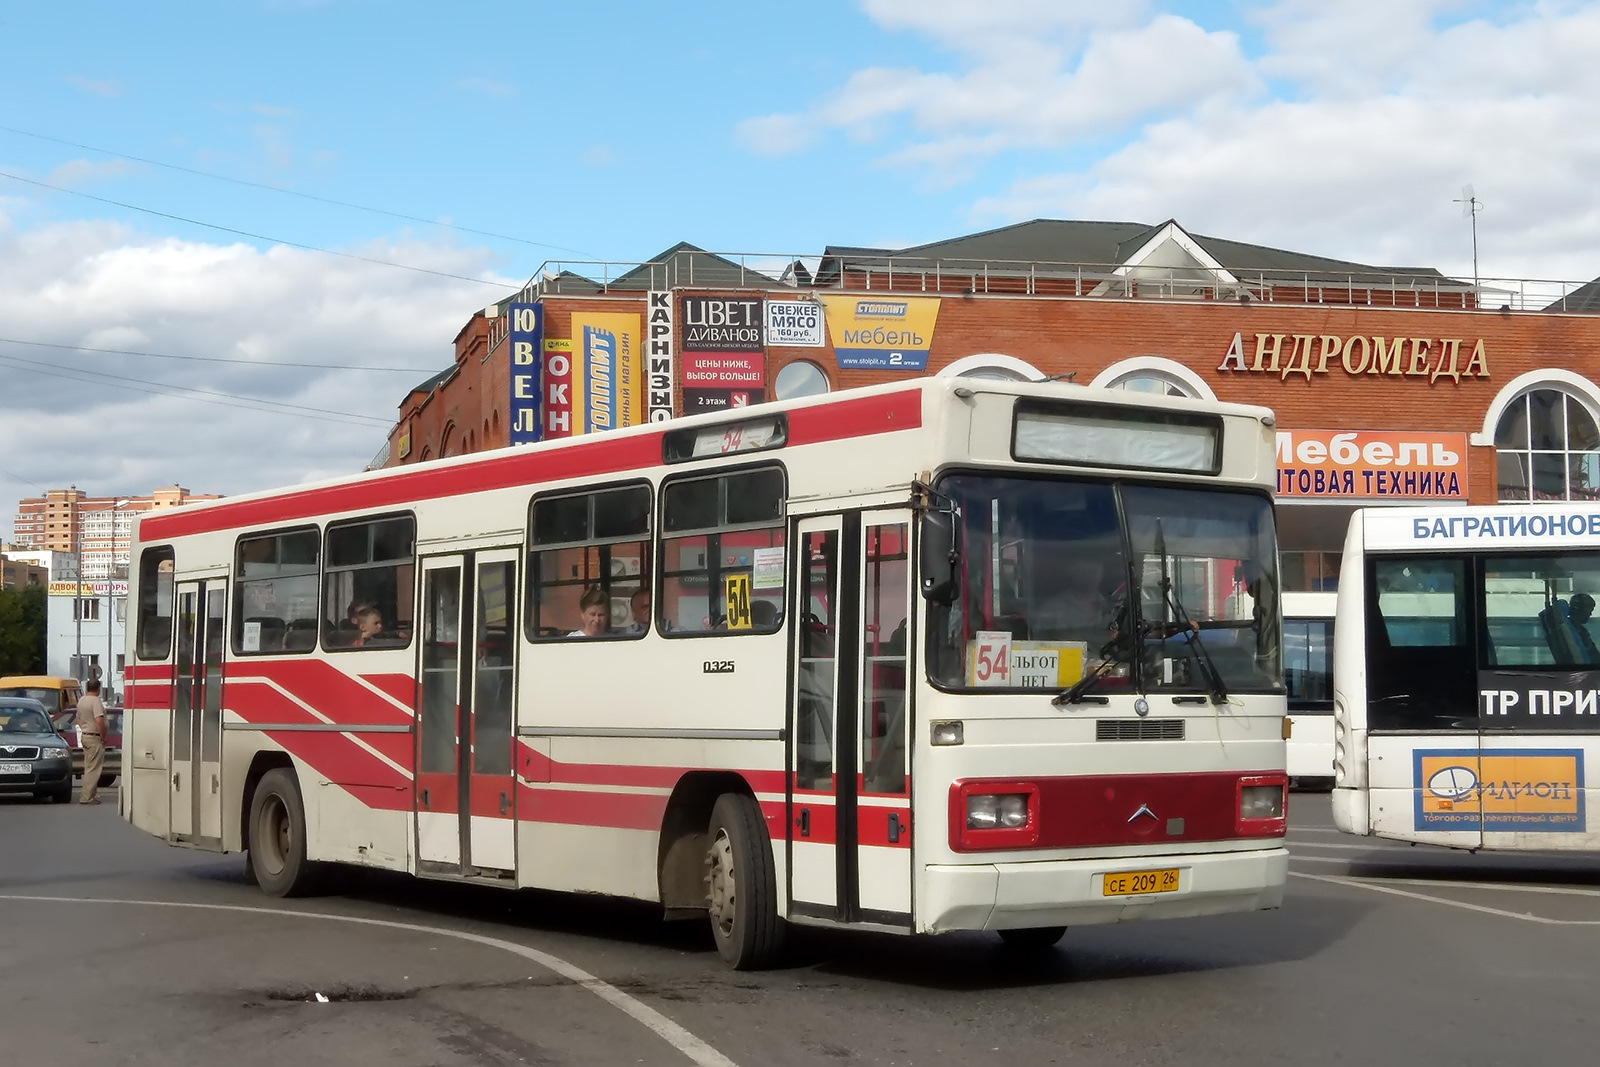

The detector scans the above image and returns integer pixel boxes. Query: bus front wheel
[248,768,325,897]
[704,793,785,970]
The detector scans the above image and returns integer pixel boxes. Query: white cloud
[741,1,1600,283]
[976,3,1600,280]
[0,216,517,538]
[737,7,1255,162]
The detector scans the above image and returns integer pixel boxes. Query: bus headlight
[1235,774,1288,835]
[930,720,964,746]
[950,781,1042,850]
[967,793,1029,830]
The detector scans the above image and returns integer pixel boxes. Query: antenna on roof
[1454,184,1481,302]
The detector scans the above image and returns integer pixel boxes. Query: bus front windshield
[926,473,1282,696]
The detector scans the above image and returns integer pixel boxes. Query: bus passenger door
[416,558,465,870]
[171,579,226,847]
[855,513,913,923]
[416,551,519,877]
[466,550,519,875]
[790,516,846,913]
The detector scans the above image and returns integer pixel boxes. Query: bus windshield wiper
[1151,520,1229,705]
[1053,630,1130,706]
[1053,657,1113,706]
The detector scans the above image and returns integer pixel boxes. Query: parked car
[0,675,84,718]
[0,697,75,803]
[51,707,122,788]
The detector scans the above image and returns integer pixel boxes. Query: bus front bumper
[920,846,1290,933]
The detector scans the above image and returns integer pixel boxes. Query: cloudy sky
[4,1,1597,536]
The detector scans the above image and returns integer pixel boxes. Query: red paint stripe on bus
[226,660,416,727]
[227,683,415,787]
[517,782,669,831]
[139,388,924,541]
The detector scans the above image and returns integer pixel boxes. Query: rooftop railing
[503,251,1594,313]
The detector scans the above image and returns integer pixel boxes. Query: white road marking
[0,894,738,1067]
[1289,871,1600,925]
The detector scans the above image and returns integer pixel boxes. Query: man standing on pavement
[75,678,107,805]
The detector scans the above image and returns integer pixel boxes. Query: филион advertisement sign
[1414,748,1585,832]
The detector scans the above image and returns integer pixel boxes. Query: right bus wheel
[248,768,325,898]
[704,793,785,970]
[997,926,1067,951]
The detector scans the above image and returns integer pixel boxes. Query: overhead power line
[0,122,597,259]
[0,168,513,288]
[0,335,440,372]
[0,351,394,426]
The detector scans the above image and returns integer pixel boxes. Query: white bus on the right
[1332,503,1600,851]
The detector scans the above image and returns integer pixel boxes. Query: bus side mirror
[920,509,960,604]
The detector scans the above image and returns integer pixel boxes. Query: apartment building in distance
[11,485,221,579]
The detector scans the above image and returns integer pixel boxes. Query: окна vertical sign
[543,338,573,439]
[647,291,674,422]
[508,303,545,445]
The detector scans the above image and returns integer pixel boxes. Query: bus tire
[705,792,785,970]
[997,926,1066,951]
[248,768,325,897]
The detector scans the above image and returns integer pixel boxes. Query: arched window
[1495,387,1600,501]
[1090,357,1215,400]
[773,360,830,400]
[937,353,1042,381]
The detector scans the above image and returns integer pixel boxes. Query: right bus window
[659,467,786,636]
[527,484,651,640]
[1483,555,1600,668]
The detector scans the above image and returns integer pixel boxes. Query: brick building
[380,220,1600,593]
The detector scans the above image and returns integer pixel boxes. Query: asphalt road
[3,790,1598,1066]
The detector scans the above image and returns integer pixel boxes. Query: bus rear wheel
[997,926,1067,951]
[704,793,785,970]
[248,768,325,897]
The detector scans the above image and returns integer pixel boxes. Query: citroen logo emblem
[1128,803,1157,823]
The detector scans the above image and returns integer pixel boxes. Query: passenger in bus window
[623,588,651,634]
[1569,593,1600,662]
[352,606,386,646]
[569,586,610,637]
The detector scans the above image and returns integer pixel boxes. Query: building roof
[1546,276,1600,313]
[816,218,1457,287]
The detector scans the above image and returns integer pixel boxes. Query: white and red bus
[123,377,1289,968]
[1333,503,1600,850]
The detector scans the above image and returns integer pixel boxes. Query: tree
[0,585,47,675]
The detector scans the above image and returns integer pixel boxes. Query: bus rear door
[171,577,226,847]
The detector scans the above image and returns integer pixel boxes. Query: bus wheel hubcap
[707,829,737,936]
[261,795,288,873]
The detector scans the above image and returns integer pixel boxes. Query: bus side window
[233,528,318,656]
[526,483,652,641]
[659,467,786,637]
[322,514,416,651]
